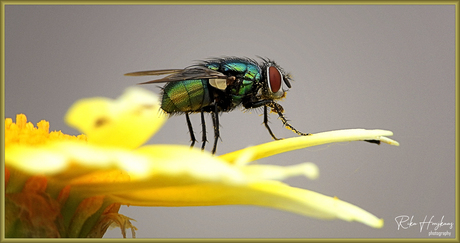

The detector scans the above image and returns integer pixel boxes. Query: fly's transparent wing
[125,67,227,84]
[124,69,184,76]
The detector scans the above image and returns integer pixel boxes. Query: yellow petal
[6,141,146,183]
[46,144,380,228]
[6,141,245,189]
[68,145,249,196]
[6,144,70,175]
[6,110,392,230]
[101,180,383,228]
[246,181,383,228]
[241,162,319,181]
[65,87,167,149]
[220,129,399,164]
[134,145,247,183]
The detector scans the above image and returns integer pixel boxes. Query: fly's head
[259,58,292,100]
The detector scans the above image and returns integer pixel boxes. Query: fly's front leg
[185,113,196,147]
[244,99,310,138]
[266,102,311,137]
[264,105,281,140]
[243,99,286,140]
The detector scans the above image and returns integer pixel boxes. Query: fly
[125,57,311,154]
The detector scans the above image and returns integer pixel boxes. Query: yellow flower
[5,87,399,238]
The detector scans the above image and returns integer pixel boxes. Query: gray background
[4,4,455,238]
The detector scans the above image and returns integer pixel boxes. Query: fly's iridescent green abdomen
[161,79,212,113]
[125,57,310,154]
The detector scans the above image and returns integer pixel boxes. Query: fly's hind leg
[185,113,197,147]
[200,108,207,150]
[210,104,220,154]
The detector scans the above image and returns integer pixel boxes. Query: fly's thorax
[204,59,263,109]
[204,58,262,83]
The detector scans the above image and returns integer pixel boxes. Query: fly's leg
[200,108,207,150]
[245,99,382,145]
[265,102,381,144]
[211,104,220,154]
[243,99,310,139]
[264,105,281,140]
[185,113,196,147]
[266,102,311,136]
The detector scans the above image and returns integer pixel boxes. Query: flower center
[5,114,87,146]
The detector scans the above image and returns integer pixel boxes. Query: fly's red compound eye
[267,66,281,93]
